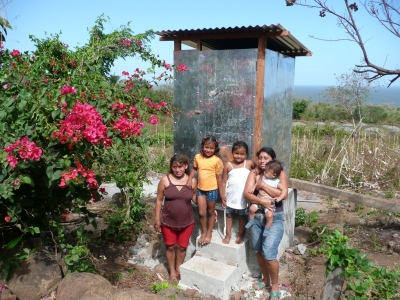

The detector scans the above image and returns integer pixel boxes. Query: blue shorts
[250,211,284,260]
[225,207,247,216]
[197,189,219,202]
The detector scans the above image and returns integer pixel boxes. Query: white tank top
[225,160,250,209]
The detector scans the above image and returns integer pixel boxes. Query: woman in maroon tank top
[154,154,197,281]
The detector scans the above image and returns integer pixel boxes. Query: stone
[153,263,169,279]
[292,237,300,245]
[79,295,108,300]
[292,122,305,127]
[321,267,344,300]
[182,289,198,298]
[297,244,307,255]
[56,272,113,300]
[294,226,312,241]
[315,122,325,126]
[229,291,241,300]
[7,252,63,300]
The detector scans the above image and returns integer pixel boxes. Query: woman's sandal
[252,281,271,291]
[270,291,280,300]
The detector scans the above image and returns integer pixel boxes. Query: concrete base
[180,255,244,300]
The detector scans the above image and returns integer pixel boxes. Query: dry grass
[291,124,400,194]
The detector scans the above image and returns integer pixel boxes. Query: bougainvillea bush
[0,16,183,268]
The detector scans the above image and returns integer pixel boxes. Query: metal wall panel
[174,49,258,163]
[262,50,295,175]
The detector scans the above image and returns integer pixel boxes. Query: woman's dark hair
[232,141,249,155]
[169,154,190,175]
[200,135,220,156]
[256,147,276,160]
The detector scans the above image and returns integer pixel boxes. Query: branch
[295,0,400,86]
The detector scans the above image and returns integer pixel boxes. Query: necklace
[172,174,186,181]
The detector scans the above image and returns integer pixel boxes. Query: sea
[294,85,400,108]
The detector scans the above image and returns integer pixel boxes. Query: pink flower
[0,42,3,49]
[163,62,172,71]
[11,49,21,57]
[176,63,188,72]
[122,71,129,76]
[60,84,77,95]
[4,137,42,168]
[149,114,159,125]
[4,216,11,222]
[3,83,9,89]
[160,101,167,107]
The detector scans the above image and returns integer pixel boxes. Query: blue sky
[3,0,400,87]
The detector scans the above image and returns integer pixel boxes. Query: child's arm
[274,182,286,202]
[220,163,229,208]
[216,173,223,203]
[186,167,197,189]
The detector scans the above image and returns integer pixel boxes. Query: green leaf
[21,176,34,186]
[51,170,63,181]
[7,236,22,249]
[33,227,40,234]
[51,110,60,120]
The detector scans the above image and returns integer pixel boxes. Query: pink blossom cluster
[144,97,167,110]
[149,114,159,125]
[59,161,98,189]
[60,84,77,95]
[4,136,43,168]
[11,49,21,57]
[4,216,11,222]
[119,38,142,49]
[52,102,111,146]
[163,61,172,71]
[113,116,144,137]
[176,63,188,72]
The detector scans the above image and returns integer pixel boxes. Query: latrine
[155,25,311,171]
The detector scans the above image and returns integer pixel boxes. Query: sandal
[270,291,280,300]
[252,281,271,290]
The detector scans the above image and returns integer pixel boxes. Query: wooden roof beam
[158,31,290,41]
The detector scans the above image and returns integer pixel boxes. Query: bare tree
[321,68,372,123]
[293,0,400,86]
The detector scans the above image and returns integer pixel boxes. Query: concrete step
[194,234,249,266]
[179,255,246,300]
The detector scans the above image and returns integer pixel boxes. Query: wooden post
[196,39,202,51]
[174,39,181,51]
[253,37,266,159]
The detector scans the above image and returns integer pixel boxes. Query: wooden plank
[289,178,400,213]
[159,31,290,41]
[174,39,181,51]
[253,37,266,159]
[196,39,202,51]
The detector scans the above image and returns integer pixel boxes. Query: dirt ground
[90,189,400,299]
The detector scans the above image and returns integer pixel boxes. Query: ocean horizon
[294,85,400,108]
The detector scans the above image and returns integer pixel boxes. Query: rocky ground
[88,188,400,299]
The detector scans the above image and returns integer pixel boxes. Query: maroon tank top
[161,175,195,230]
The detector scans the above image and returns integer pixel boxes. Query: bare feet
[198,233,207,245]
[203,234,212,245]
[235,236,244,244]
[222,236,231,244]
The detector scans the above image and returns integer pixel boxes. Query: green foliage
[295,208,306,227]
[150,153,169,174]
[294,208,319,227]
[0,17,12,41]
[0,16,178,261]
[311,229,400,299]
[151,281,170,294]
[293,98,309,119]
[104,202,147,242]
[64,244,95,274]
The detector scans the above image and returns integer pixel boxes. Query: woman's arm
[154,175,167,232]
[243,171,272,208]
[277,170,288,201]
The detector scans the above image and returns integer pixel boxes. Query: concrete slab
[179,255,243,300]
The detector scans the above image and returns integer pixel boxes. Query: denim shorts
[197,188,219,201]
[225,207,247,216]
[250,211,284,260]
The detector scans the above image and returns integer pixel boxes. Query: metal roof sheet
[155,24,312,57]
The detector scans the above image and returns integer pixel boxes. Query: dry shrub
[291,123,400,193]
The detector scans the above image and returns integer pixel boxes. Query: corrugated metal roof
[155,24,312,57]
